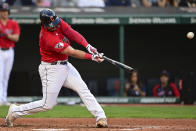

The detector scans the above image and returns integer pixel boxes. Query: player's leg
[63,62,107,123]
[0,50,5,104]
[6,64,68,126]
[2,48,14,103]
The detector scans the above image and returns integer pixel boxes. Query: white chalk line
[31,126,196,131]
[119,128,141,131]
[32,129,70,131]
[117,126,160,131]
[119,126,196,131]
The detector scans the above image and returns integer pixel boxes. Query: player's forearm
[61,46,91,60]
[65,26,88,47]
[70,49,91,60]
[7,34,19,42]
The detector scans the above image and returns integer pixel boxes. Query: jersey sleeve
[170,83,180,97]
[46,33,69,53]
[60,19,89,47]
[153,84,160,97]
[12,21,20,35]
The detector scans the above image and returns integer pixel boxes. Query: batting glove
[92,53,104,63]
[86,44,98,55]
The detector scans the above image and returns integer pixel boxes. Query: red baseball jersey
[0,19,20,48]
[39,18,89,63]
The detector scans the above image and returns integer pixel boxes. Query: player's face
[0,11,9,19]
[160,75,169,84]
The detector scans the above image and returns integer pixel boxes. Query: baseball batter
[0,3,20,105]
[5,9,107,128]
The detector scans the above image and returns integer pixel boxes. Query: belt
[51,61,67,65]
[0,48,10,51]
[41,61,68,65]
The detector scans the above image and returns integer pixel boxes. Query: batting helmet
[0,3,10,14]
[40,9,60,29]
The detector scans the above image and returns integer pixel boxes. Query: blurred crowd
[124,70,181,98]
[1,0,196,8]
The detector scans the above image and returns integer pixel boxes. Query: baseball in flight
[187,32,194,39]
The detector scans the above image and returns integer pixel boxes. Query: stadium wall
[8,24,196,97]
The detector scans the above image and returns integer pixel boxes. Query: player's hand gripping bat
[102,55,135,73]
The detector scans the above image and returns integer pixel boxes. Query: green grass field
[0,105,196,119]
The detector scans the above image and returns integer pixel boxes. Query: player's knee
[43,104,55,110]
[42,101,56,110]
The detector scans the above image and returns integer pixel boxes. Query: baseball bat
[103,56,135,73]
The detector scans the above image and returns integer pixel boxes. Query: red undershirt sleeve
[60,19,89,47]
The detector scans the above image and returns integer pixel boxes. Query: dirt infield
[0,118,196,131]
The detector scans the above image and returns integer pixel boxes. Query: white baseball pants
[12,62,106,121]
[0,48,14,103]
